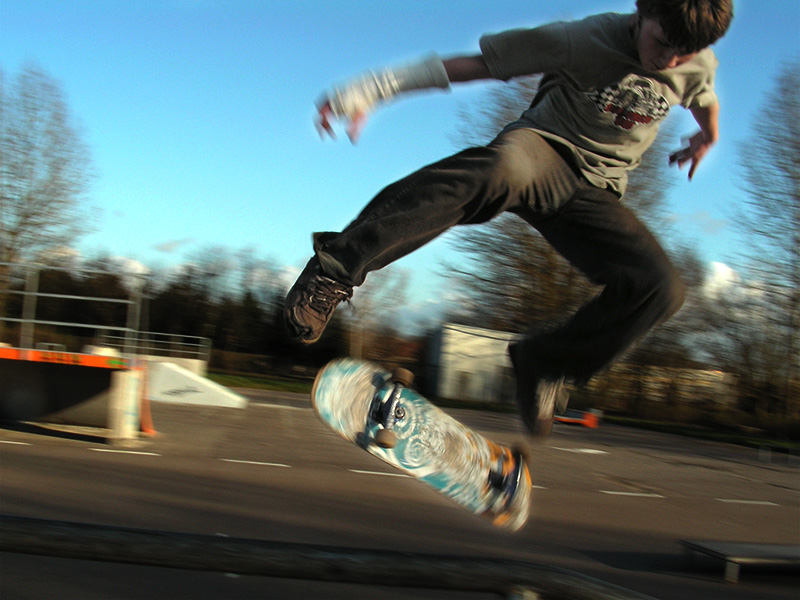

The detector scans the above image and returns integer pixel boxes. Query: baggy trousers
[313,128,685,383]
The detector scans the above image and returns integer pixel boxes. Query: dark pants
[313,128,685,383]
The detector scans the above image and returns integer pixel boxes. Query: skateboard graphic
[312,358,532,531]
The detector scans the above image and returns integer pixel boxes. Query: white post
[107,370,141,445]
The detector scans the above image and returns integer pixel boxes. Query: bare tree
[735,60,800,289]
[444,214,594,332]
[0,63,94,335]
[452,77,542,148]
[720,59,800,421]
[346,266,409,358]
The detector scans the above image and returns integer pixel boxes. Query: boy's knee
[647,264,686,323]
[661,269,686,319]
[489,138,533,188]
[488,130,579,210]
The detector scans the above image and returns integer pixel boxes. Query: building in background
[428,323,517,404]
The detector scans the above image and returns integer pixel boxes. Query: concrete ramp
[147,362,247,409]
[0,348,142,444]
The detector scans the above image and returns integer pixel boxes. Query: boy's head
[635,0,734,53]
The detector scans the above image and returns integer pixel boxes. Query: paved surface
[1,389,798,599]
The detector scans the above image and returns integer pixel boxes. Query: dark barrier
[0,515,657,600]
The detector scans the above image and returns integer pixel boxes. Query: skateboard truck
[373,368,414,449]
[487,450,526,512]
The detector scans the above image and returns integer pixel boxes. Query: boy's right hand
[316,101,369,144]
[314,55,450,145]
[315,72,386,144]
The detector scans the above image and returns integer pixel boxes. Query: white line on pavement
[89,449,161,456]
[252,403,306,411]
[349,469,411,478]
[715,498,779,506]
[600,490,665,498]
[549,446,609,455]
[220,459,291,468]
[0,440,32,446]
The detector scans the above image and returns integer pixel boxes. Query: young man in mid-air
[285,0,733,437]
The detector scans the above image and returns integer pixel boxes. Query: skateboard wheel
[391,368,414,387]
[374,428,397,449]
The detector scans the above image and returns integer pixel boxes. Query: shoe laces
[305,275,352,315]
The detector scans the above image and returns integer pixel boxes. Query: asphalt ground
[1,389,798,599]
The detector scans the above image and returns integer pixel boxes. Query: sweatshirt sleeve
[480,21,570,81]
[681,49,719,109]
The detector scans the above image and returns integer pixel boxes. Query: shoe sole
[283,312,322,346]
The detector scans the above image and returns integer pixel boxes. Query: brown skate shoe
[284,257,353,345]
[508,340,569,438]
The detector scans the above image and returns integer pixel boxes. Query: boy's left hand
[669,131,713,181]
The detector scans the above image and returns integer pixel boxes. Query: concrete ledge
[682,540,800,583]
[1,515,656,600]
[0,354,141,443]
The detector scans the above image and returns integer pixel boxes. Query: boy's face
[636,17,699,71]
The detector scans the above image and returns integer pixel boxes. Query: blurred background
[1,0,797,440]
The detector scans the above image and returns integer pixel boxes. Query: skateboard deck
[312,358,531,531]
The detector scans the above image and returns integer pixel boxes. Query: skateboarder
[285,0,734,437]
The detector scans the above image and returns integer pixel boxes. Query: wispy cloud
[153,238,195,254]
[670,211,728,235]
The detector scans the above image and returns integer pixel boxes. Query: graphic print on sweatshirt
[587,74,670,130]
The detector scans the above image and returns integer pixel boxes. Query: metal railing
[96,331,212,363]
[0,263,210,363]
[0,262,144,354]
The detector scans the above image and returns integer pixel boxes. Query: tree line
[0,253,351,372]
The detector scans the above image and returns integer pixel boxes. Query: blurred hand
[669,131,714,181]
[316,101,368,144]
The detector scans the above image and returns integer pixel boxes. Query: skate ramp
[147,362,247,409]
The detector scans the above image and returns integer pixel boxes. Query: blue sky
[2,0,798,306]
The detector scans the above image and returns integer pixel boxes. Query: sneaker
[284,257,353,345]
[508,341,569,438]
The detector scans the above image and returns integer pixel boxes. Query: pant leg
[519,181,686,383]
[313,129,580,286]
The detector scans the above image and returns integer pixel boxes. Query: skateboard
[312,358,532,531]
